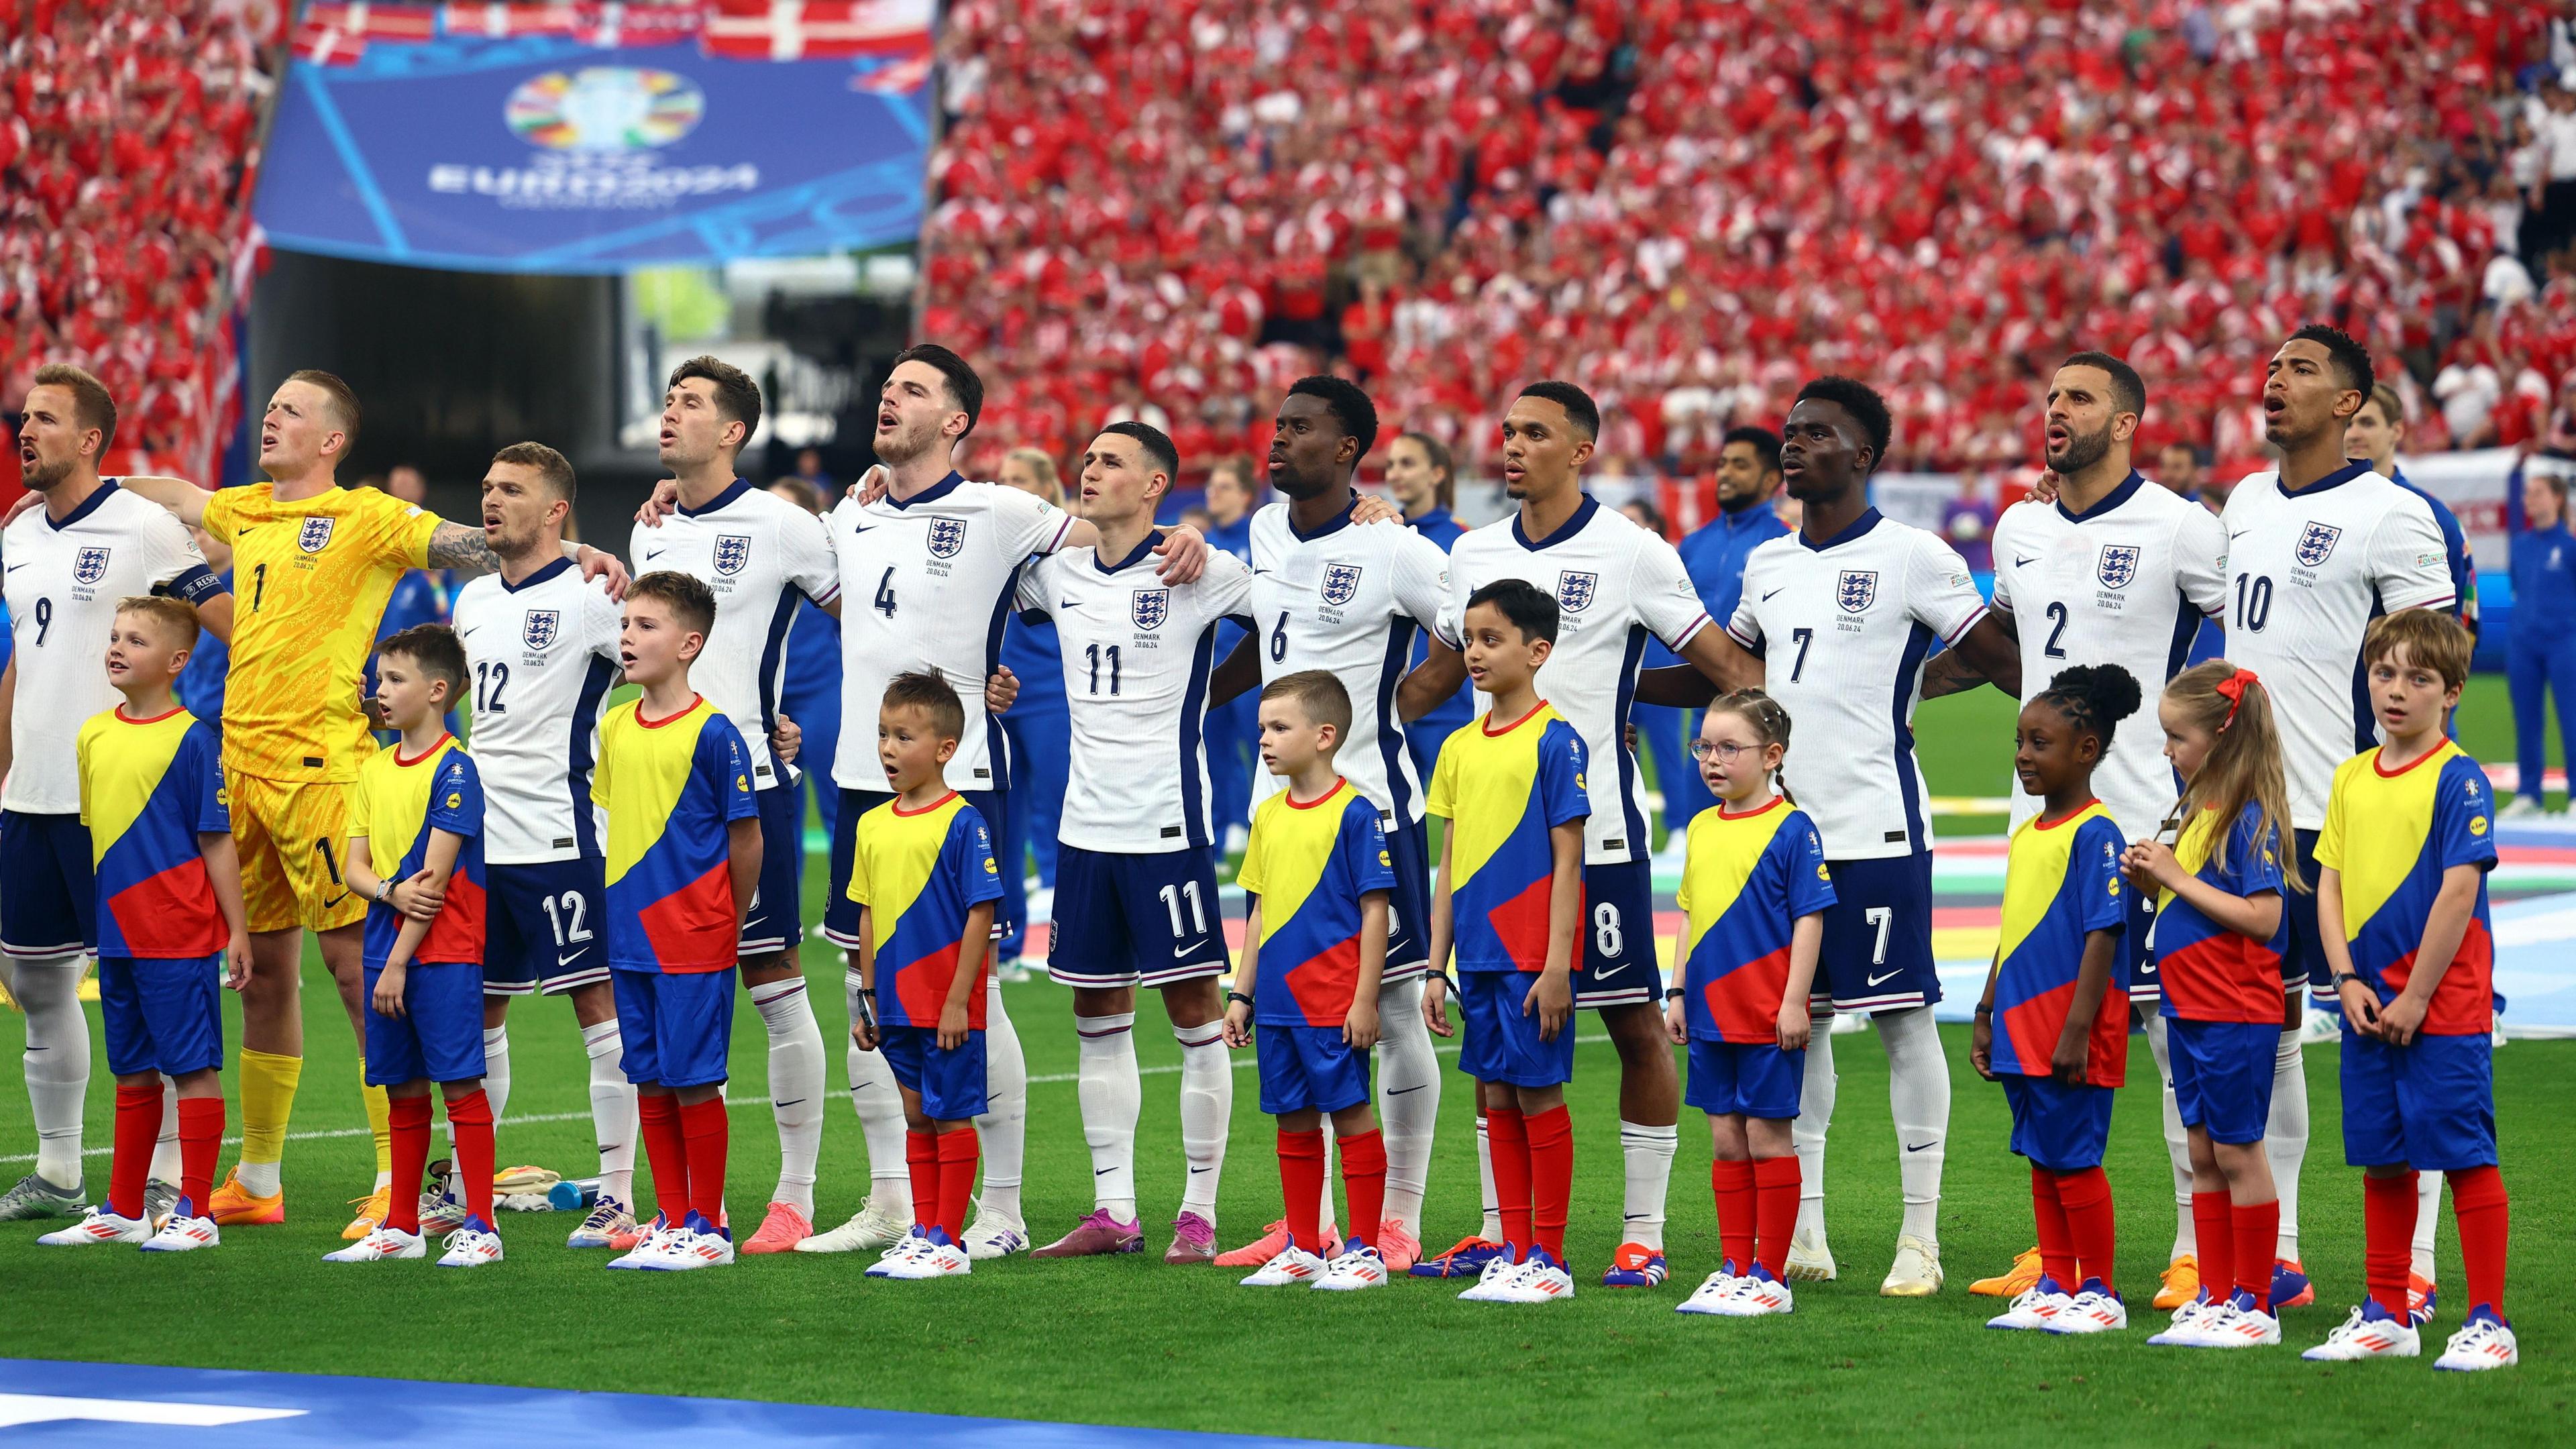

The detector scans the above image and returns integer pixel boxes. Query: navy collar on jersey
[1290,494,1360,543]
[1095,529,1166,574]
[498,555,573,594]
[1797,506,1884,551]
[1513,494,1599,551]
[676,477,753,517]
[2277,458,2373,498]
[44,478,121,531]
[1408,505,1454,533]
[2056,470,2146,524]
[885,470,967,511]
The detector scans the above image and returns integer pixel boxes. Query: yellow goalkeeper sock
[235,1049,303,1196]
[360,1062,394,1185]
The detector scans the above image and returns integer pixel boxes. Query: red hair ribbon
[2214,667,2259,731]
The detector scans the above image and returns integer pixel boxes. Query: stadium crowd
[0,0,282,474]
[922,0,2576,482]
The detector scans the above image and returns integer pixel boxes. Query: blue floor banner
[255,4,934,272]
[0,1359,1382,1448]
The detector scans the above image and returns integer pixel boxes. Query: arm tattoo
[425,521,503,574]
[1917,649,1992,700]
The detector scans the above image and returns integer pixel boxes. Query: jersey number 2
[2042,601,2069,659]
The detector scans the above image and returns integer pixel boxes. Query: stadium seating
[923,0,2576,480]
[1,0,282,477]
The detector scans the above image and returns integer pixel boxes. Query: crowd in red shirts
[1,0,280,472]
[923,0,2576,483]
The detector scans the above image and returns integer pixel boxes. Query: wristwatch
[1226,990,1254,1010]
[2331,971,2361,989]
[1663,988,1686,1003]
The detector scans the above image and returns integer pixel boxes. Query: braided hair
[2030,663,2143,754]
[1705,687,1798,806]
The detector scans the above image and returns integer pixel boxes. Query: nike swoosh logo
[2014,556,2039,568]
[2228,530,2251,541]
[236,527,255,537]
[1387,1084,1427,1095]
[1904,1140,1935,1152]
[774,1099,806,1110]
[1865,969,1900,986]
[556,953,582,968]
[1061,599,1077,608]
[1095,1167,1116,1177]
[644,549,666,561]
[1761,588,1783,600]
[324,892,351,910]
[1173,945,1197,958]
[462,626,483,637]
[3,564,23,573]
[1189,1167,1210,1175]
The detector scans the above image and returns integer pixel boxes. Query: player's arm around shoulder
[118,475,218,529]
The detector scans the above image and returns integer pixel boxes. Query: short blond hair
[1260,669,1352,741]
[115,595,199,649]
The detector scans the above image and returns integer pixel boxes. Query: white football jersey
[2218,461,2455,828]
[1446,498,1711,865]
[451,559,623,863]
[1729,511,1988,861]
[1244,500,1458,831]
[2,482,220,813]
[1990,474,2229,840]
[628,479,838,786]
[1017,538,1254,853]
[826,472,1073,794]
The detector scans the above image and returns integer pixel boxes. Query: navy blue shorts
[878,1024,987,1122]
[739,782,803,957]
[482,859,610,996]
[1818,853,1938,1012]
[1382,820,1432,980]
[2001,1073,2114,1171]
[2121,884,2161,1003]
[1573,857,1659,1009]
[1684,1037,1805,1120]
[364,959,487,1087]
[99,954,222,1078]
[1458,971,1576,1088]
[614,967,735,1089]
[0,810,94,958]
[2167,1018,2277,1144]
[824,787,1008,949]
[1047,844,1228,988]
[1256,1022,1371,1115]
[2340,1027,2496,1171]
[2284,828,2328,998]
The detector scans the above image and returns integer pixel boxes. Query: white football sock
[1320,1121,1340,1232]
[1173,1018,1229,1220]
[1075,1012,1140,1221]
[1475,1112,1502,1243]
[581,1018,637,1207]
[975,976,1026,1221]
[845,979,911,1218]
[482,1024,512,1124]
[9,954,89,1189]
[1375,977,1438,1234]
[2412,1170,2442,1280]
[1877,1006,1947,1244]
[148,1075,181,1185]
[2266,1026,2308,1260]
[751,976,823,1215]
[2144,1014,2195,1259]
[1619,1120,1678,1250]
[1793,1015,1837,1239]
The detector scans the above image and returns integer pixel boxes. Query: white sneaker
[566,1196,635,1249]
[2147,1295,2222,1346]
[1784,1228,1837,1281]
[1312,1244,1389,1291]
[963,1208,1030,1260]
[867,1227,936,1279]
[1458,1252,1523,1302]
[436,1222,504,1268]
[2433,1310,2518,1371]
[896,1234,973,1280]
[1729,1267,1794,1316]
[1676,1269,1747,1316]
[1239,1244,1327,1287]
[1986,1275,2074,1330]
[2194,1299,2284,1348]
[140,1212,221,1253]
[2299,1006,2343,1044]
[38,1205,152,1247]
[798,1196,911,1253]
[323,1226,426,1263]
[644,1215,734,1271]
[2501,794,2541,818]
[2046,1281,2128,1334]
[1493,1248,1575,1303]
[1881,1234,1943,1296]
[2302,1302,2421,1360]
[606,1215,674,1269]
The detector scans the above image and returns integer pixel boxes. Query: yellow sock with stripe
[360,1063,394,1189]
[235,1049,304,1197]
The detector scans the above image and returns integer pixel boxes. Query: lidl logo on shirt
[736,773,751,792]
[2471,814,2489,837]
[445,792,463,810]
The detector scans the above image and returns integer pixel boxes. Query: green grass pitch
[1,680,2567,1446]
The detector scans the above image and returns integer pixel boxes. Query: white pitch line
[1,1034,1613,1164]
